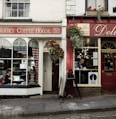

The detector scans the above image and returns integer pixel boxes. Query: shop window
[13,39,27,58]
[74,38,98,84]
[13,39,27,85]
[28,39,39,85]
[86,0,108,11]
[0,39,12,85]
[5,0,30,18]
[0,38,39,86]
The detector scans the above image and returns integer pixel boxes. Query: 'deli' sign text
[91,24,116,37]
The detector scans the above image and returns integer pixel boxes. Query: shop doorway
[52,60,59,93]
[101,39,116,92]
[43,53,59,93]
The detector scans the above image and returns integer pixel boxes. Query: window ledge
[86,11,109,16]
[0,84,41,88]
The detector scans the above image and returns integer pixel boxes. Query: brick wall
[74,87,101,97]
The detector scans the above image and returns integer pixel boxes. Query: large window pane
[13,39,27,58]
[87,0,108,11]
[74,38,98,85]
[28,40,39,85]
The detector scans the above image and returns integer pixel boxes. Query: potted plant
[87,5,105,21]
[68,26,83,48]
[46,40,64,62]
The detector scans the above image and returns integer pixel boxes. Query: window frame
[0,38,39,86]
[4,0,30,19]
[86,0,108,11]
[74,37,99,85]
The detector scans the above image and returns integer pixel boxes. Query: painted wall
[0,0,65,21]
[108,0,116,16]
[30,0,66,22]
[66,38,73,71]
[75,0,85,16]
[0,0,3,18]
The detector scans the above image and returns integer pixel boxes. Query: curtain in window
[87,0,108,10]
[87,0,96,9]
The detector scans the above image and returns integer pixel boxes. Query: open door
[43,53,52,91]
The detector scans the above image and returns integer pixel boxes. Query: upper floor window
[5,0,30,18]
[86,0,108,11]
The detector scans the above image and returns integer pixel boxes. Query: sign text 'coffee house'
[0,26,62,34]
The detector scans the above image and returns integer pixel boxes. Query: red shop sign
[0,25,62,34]
[90,24,116,37]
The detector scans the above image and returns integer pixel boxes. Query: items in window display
[102,53,115,71]
[20,59,27,69]
[75,48,98,69]
[0,39,39,87]
[88,72,98,84]
[75,70,88,84]
[28,66,37,85]
[28,47,32,57]
[0,69,11,84]
[0,48,11,58]
[13,60,26,85]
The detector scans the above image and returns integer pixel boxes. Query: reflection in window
[13,39,27,58]
[5,0,30,17]
[74,38,98,84]
[0,39,12,58]
[28,39,39,85]
[86,0,108,11]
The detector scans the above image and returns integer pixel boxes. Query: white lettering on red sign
[0,27,14,34]
[0,26,61,34]
[94,24,116,36]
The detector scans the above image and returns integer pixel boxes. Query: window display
[74,38,98,84]
[0,38,39,86]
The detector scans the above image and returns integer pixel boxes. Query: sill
[0,84,41,88]
[86,11,109,16]
[0,18,32,22]
[75,68,98,71]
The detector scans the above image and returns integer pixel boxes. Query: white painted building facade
[66,0,116,16]
[0,0,66,96]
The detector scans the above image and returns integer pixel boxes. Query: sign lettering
[91,24,116,37]
[0,26,62,34]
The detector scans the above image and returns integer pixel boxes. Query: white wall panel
[0,0,3,18]
[76,0,85,16]
[30,0,65,22]
[108,0,116,16]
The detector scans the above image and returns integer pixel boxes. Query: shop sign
[0,26,62,34]
[76,23,90,36]
[90,24,116,37]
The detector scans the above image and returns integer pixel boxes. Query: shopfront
[67,18,116,95]
[0,24,66,96]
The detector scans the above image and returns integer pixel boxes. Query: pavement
[0,94,116,118]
